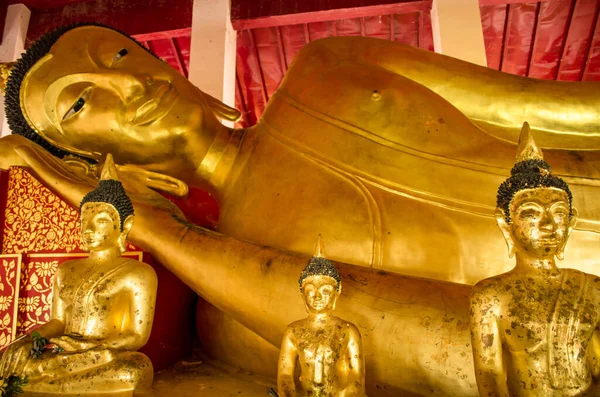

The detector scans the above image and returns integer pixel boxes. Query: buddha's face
[80,202,122,252]
[20,26,214,166]
[302,276,339,314]
[507,187,574,258]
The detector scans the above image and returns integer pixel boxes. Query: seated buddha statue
[0,154,157,396]
[278,237,366,397]
[469,124,600,396]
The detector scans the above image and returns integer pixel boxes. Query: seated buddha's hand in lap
[49,335,98,353]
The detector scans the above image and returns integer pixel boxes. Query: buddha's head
[5,23,240,169]
[496,123,577,260]
[299,236,342,314]
[79,154,134,253]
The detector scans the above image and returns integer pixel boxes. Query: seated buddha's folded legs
[22,350,153,395]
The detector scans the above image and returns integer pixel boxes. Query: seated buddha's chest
[500,278,598,354]
[58,265,129,337]
[294,326,349,383]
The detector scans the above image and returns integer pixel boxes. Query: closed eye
[62,88,91,121]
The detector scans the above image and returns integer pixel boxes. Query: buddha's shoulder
[470,273,515,300]
[561,267,600,282]
[115,258,157,279]
[330,317,360,334]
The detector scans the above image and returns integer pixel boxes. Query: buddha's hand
[49,335,97,353]
[0,135,35,170]
[0,335,32,378]
[13,145,186,240]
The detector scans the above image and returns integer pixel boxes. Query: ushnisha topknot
[80,154,134,231]
[298,235,341,291]
[4,22,158,163]
[496,122,572,223]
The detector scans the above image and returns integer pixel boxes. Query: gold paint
[278,240,366,397]
[0,159,157,396]
[12,144,479,395]
[6,27,600,284]
[3,26,600,395]
[470,130,599,395]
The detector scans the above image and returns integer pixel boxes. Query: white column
[189,0,237,126]
[430,0,487,66]
[0,4,30,138]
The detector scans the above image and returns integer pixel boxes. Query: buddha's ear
[332,283,342,311]
[557,207,578,260]
[204,93,242,122]
[118,215,134,253]
[495,208,515,258]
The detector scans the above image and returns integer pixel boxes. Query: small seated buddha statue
[0,154,157,396]
[277,236,366,397]
[470,123,600,396]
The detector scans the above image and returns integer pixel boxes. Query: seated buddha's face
[508,187,572,258]
[80,202,122,252]
[302,275,339,314]
[20,26,209,165]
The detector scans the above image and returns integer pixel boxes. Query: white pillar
[189,0,237,126]
[0,4,30,138]
[430,0,487,66]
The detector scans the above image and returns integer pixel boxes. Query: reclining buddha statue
[0,154,157,396]
[0,23,599,396]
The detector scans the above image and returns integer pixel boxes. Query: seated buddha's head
[5,24,240,168]
[496,123,578,260]
[298,236,342,314]
[80,154,134,253]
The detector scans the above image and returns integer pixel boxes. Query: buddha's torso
[288,317,357,396]
[56,257,141,339]
[216,45,600,284]
[489,270,600,396]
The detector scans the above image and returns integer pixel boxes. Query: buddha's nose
[539,211,556,231]
[108,73,153,103]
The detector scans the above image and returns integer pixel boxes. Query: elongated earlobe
[332,283,342,311]
[118,215,134,253]
[557,207,578,260]
[495,208,515,258]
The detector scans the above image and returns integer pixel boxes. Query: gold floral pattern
[2,167,83,253]
[34,261,59,277]
[0,296,12,311]
[17,258,57,335]
[0,255,22,349]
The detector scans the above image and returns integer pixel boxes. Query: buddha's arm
[344,324,365,394]
[469,287,508,397]
[591,329,600,379]
[98,267,158,351]
[277,327,298,397]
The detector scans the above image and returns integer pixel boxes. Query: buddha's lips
[129,83,175,125]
